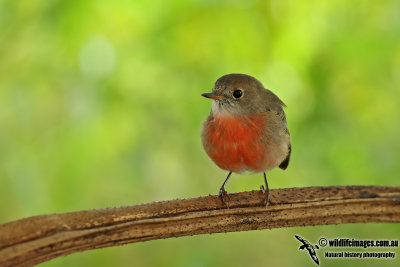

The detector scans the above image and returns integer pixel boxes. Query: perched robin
[201,73,291,207]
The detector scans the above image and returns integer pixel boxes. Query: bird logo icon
[295,235,320,265]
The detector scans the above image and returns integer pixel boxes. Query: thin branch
[0,186,399,267]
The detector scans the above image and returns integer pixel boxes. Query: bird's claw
[260,185,270,207]
[260,185,266,193]
[218,187,231,208]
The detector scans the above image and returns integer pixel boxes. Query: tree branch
[1,186,399,266]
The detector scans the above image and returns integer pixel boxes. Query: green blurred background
[1,0,399,266]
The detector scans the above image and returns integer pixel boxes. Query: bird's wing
[262,88,291,170]
[310,253,320,265]
[295,235,305,243]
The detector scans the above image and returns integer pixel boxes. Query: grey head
[202,73,286,116]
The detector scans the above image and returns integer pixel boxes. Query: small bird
[294,235,320,265]
[201,73,291,207]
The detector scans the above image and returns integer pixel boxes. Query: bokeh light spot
[79,36,116,79]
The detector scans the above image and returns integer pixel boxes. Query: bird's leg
[260,172,270,207]
[218,171,232,208]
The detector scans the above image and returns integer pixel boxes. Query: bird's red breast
[202,113,277,173]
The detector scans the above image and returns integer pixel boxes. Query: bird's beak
[201,92,226,100]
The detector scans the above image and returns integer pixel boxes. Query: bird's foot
[260,185,270,207]
[218,187,231,208]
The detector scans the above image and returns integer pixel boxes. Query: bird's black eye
[233,89,243,99]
